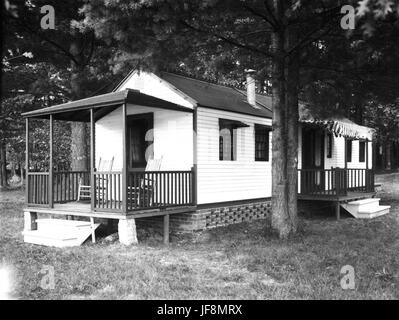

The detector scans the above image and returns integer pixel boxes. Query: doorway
[127,113,154,170]
[301,127,325,191]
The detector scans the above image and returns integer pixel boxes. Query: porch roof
[22,89,192,122]
[254,94,374,140]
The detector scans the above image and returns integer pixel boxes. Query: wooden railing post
[25,118,29,204]
[49,115,54,208]
[122,103,128,213]
[191,166,197,205]
[90,109,96,211]
[335,168,346,196]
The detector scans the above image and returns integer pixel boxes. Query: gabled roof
[22,89,192,121]
[158,72,273,118]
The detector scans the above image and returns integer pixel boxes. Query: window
[219,130,235,161]
[326,133,333,158]
[219,121,236,161]
[346,139,352,162]
[359,141,366,162]
[219,119,248,161]
[255,124,271,161]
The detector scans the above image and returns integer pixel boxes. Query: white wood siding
[117,71,195,109]
[95,104,193,171]
[196,107,272,204]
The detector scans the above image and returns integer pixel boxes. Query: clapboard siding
[95,104,193,171]
[117,71,195,109]
[196,106,272,204]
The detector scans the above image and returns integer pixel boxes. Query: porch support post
[344,137,348,195]
[25,118,29,204]
[366,138,369,192]
[192,108,197,205]
[335,201,340,221]
[90,109,95,211]
[49,114,54,208]
[344,137,347,169]
[122,103,128,213]
[163,214,170,245]
[118,218,138,245]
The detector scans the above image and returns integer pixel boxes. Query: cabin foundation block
[24,211,37,231]
[118,218,138,245]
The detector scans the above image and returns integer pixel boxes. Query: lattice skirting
[135,199,272,233]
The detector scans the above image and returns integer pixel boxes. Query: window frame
[359,140,366,162]
[326,132,333,159]
[254,124,271,162]
[219,127,235,161]
[346,139,352,163]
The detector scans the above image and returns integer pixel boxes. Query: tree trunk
[0,139,7,188]
[20,162,24,185]
[270,2,290,237]
[270,0,299,238]
[70,36,88,171]
[386,141,392,170]
[285,27,300,235]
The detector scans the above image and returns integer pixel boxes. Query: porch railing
[298,168,374,197]
[92,170,194,212]
[27,171,90,206]
[27,169,194,212]
[27,172,50,205]
[126,170,193,211]
[54,171,90,203]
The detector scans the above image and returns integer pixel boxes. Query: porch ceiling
[22,89,192,122]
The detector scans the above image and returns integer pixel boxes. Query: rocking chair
[128,157,162,207]
[77,157,114,201]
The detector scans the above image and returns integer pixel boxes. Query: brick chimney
[245,69,256,106]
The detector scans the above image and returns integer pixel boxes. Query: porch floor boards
[24,202,197,220]
[298,191,376,203]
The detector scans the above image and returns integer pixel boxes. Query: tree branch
[241,3,277,30]
[6,12,81,66]
[286,17,339,56]
[83,32,96,67]
[263,0,280,28]
[180,20,276,59]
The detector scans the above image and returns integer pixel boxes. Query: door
[127,113,154,170]
[301,127,325,193]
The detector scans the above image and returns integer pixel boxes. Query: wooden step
[22,230,81,247]
[341,197,390,219]
[347,198,380,206]
[37,218,92,227]
[357,205,391,219]
[23,219,100,247]
[36,218,93,234]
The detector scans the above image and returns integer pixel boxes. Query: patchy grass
[0,174,398,300]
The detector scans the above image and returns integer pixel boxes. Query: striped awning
[300,118,374,140]
[299,104,374,140]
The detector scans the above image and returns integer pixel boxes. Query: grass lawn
[0,173,398,300]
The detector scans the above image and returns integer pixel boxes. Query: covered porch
[22,89,197,244]
[297,114,378,219]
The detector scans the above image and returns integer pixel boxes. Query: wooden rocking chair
[128,157,162,207]
[77,157,114,201]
